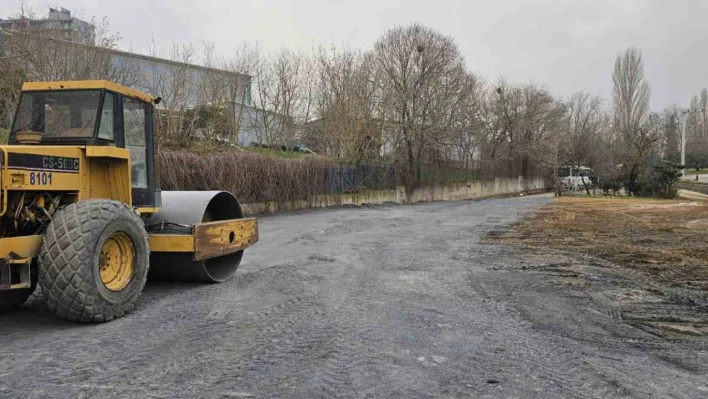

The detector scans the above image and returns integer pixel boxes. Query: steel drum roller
[145,191,244,282]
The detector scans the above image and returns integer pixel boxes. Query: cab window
[124,98,148,189]
[11,90,101,139]
[97,92,115,141]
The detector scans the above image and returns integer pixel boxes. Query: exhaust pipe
[145,191,244,283]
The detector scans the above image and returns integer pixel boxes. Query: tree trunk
[581,174,592,195]
[405,128,415,203]
[521,155,529,179]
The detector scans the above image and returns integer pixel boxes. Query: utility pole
[681,110,687,176]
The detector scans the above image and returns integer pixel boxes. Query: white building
[0,7,95,44]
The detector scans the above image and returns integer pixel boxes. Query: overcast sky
[2,0,706,109]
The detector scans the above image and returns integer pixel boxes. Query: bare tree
[245,49,303,148]
[0,8,139,129]
[312,45,360,158]
[566,92,606,193]
[484,79,565,181]
[139,42,200,145]
[309,45,388,161]
[660,105,681,162]
[372,23,467,192]
[296,53,316,144]
[273,49,303,148]
[527,120,569,196]
[195,42,233,143]
[700,89,708,147]
[612,47,654,193]
[227,42,261,144]
[434,71,486,168]
[482,78,520,160]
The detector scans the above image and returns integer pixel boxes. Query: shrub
[636,161,683,199]
[158,150,332,203]
[599,178,622,194]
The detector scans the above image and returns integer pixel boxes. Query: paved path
[678,189,708,201]
[681,173,708,183]
[1,194,706,398]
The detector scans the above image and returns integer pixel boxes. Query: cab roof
[21,80,155,104]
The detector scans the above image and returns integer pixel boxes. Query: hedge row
[157,150,332,203]
[156,149,535,204]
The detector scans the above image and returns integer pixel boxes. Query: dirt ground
[489,196,708,338]
[1,195,707,398]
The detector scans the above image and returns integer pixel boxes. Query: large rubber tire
[0,260,38,314]
[38,200,150,323]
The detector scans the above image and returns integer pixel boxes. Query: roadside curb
[677,189,708,201]
[249,188,553,218]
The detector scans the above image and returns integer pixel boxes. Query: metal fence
[321,158,537,194]
[323,164,398,193]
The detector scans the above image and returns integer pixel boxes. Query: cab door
[116,95,160,208]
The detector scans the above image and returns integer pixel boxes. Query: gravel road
[1,194,707,398]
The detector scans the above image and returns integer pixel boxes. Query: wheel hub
[99,232,136,291]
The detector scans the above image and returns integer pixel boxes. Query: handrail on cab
[0,147,7,217]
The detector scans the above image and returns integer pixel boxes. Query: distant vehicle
[557,166,595,190]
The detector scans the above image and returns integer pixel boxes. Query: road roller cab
[0,80,258,322]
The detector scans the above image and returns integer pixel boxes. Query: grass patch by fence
[242,146,310,159]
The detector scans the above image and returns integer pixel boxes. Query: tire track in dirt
[4,262,325,398]
[507,249,708,344]
[477,244,708,397]
[465,240,696,398]
[110,265,326,398]
[301,244,390,398]
[178,259,333,397]
[458,264,606,396]
[413,212,616,397]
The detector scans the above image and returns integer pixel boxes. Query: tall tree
[612,47,655,193]
[310,46,385,160]
[661,105,681,162]
[567,92,606,193]
[372,23,466,193]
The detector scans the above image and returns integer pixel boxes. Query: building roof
[22,80,155,103]
[108,47,249,80]
[0,28,249,81]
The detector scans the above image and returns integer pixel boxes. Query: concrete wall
[241,176,548,216]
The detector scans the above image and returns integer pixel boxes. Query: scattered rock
[307,254,336,262]
[222,392,256,398]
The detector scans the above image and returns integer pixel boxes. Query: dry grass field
[490,196,708,337]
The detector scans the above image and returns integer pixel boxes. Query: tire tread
[39,200,149,323]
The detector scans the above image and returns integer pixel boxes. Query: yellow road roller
[0,80,258,322]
